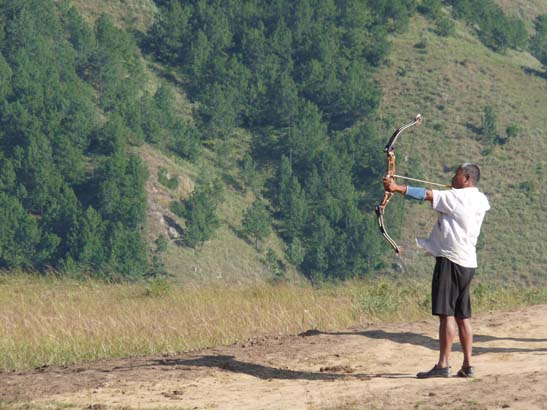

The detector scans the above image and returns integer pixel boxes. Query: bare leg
[438,315,456,368]
[456,317,473,367]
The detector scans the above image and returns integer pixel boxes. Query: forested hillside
[1,0,546,283]
[0,0,198,277]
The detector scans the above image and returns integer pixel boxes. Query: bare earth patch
[2,305,547,409]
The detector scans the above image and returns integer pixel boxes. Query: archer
[383,163,490,378]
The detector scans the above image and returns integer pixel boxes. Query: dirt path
[3,305,547,409]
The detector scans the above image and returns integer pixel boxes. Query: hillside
[65,0,547,284]
[496,0,547,25]
[136,142,301,284]
[374,14,547,283]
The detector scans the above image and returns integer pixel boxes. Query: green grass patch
[157,167,179,190]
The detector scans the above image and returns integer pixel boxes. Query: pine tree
[481,105,498,145]
[181,187,220,249]
[284,176,308,240]
[531,15,547,69]
[67,206,106,269]
[242,200,272,249]
[0,193,47,269]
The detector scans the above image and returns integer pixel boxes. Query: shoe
[416,365,452,378]
[456,366,475,378]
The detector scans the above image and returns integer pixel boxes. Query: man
[383,163,490,378]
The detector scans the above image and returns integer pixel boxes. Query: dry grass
[69,0,158,31]
[2,274,547,372]
[495,0,547,25]
[0,274,356,371]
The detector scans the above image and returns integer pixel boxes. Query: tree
[241,153,259,191]
[531,15,547,69]
[286,237,305,266]
[283,176,308,240]
[303,214,335,277]
[93,113,128,155]
[148,0,191,62]
[418,0,442,17]
[97,154,148,229]
[446,0,527,53]
[367,0,416,33]
[188,30,211,79]
[154,84,177,129]
[0,54,12,100]
[480,105,498,145]
[67,206,106,269]
[63,6,97,77]
[0,1,155,277]
[434,15,455,37]
[169,120,201,160]
[277,155,292,210]
[242,200,272,249]
[197,82,239,138]
[334,62,380,127]
[106,222,148,277]
[285,101,327,167]
[149,234,168,277]
[269,70,300,127]
[0,193,55,269]
[178,185,221,248]
[506,18,527,50]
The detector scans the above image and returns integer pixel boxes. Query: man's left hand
[383,177,396,192]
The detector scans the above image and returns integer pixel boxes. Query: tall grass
[1,274,547,371]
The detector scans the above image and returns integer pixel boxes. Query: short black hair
[459,163,480,184]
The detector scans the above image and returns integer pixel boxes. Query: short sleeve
[431,189,458,213]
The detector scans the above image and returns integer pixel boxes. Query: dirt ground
[2,304,547,410]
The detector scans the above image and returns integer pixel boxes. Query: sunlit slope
[69,0,157,31]
[375,15,547,283]
[136,142,300,285]
[69,1,546,283]
[68,0,299,284]
[495,0,547,27]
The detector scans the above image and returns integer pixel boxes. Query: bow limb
[384,114,422,153]
[375,192,401,254]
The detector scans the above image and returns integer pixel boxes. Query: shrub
[158,167,179,190]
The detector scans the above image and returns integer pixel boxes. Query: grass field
[2,273,547,372]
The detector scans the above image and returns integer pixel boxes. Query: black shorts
[431,257,475,319]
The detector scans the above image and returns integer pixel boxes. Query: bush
[144,277,172,297]
[434,15,455,37]
[418,0,443,17]
[158,167,179,190]
[506,124,520,139]
[480,105,498,145]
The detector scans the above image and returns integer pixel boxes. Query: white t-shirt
[416,187,490,268]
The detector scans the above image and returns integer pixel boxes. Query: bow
[374,114,423,254]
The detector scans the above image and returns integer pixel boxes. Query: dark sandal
[456,366,475,378]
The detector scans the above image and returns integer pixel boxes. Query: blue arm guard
[405,186,426,200]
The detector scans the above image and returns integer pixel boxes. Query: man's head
[451,163,480,188]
